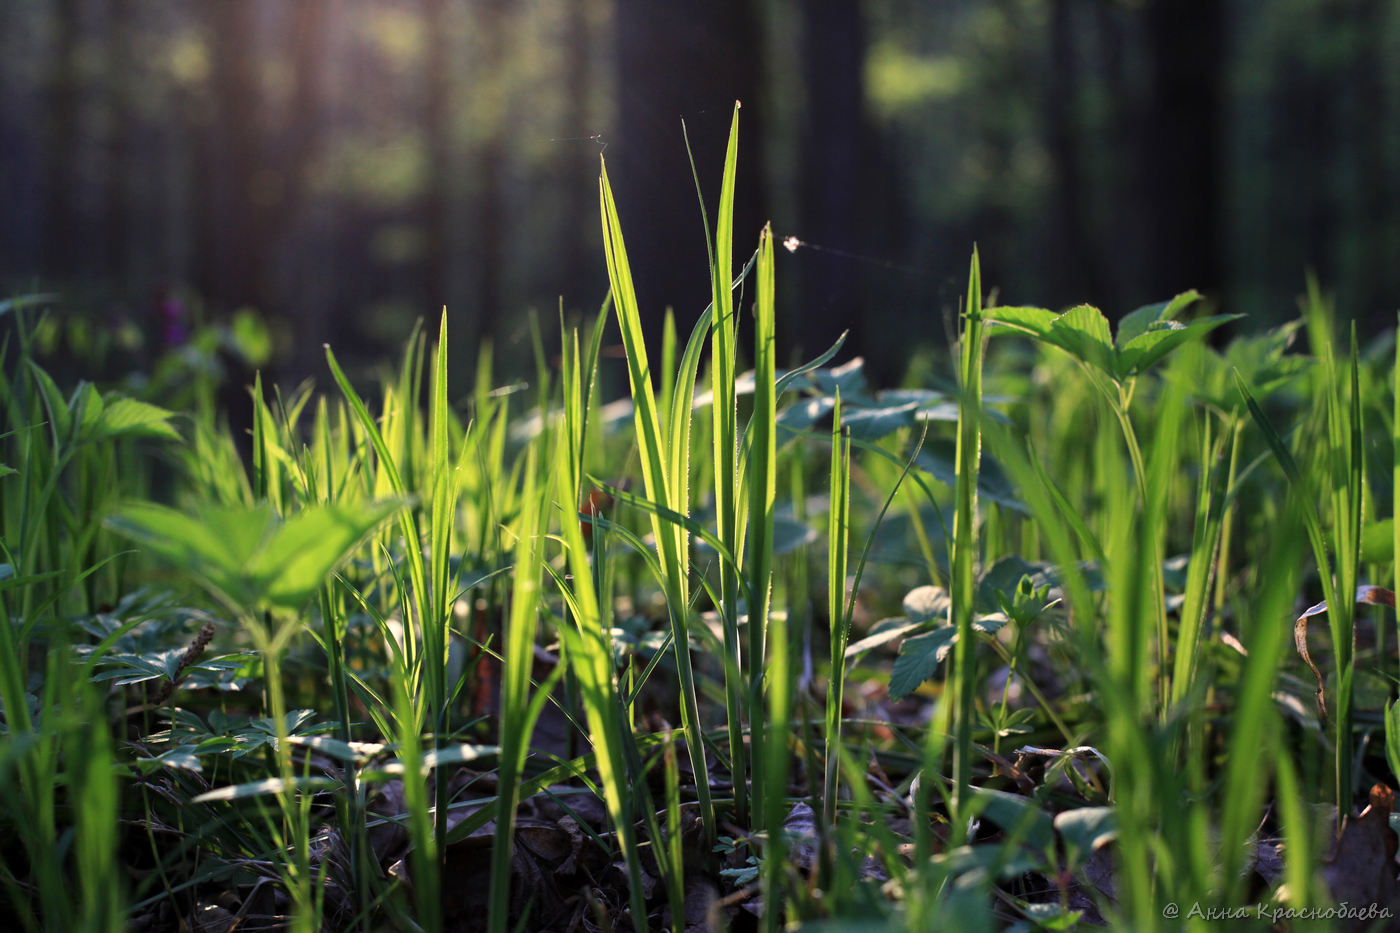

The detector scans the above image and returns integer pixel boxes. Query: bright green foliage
[107,499,407,615]
[4,115,1396,933]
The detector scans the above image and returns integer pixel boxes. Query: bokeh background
[2,0,1398,390]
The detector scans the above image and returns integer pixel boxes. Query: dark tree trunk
[1139,0,1225,303]
[281,0,329,379]
[1352,0,1392,325]
[1045,0,1100,307]
[795,0,867,365]
[206,0,260,309]
[474,0,508,338]
[423,0,451,320]
[103,0,134,290]
[41,0,81,281]
[612,0,766,360]
[556,0,600,317]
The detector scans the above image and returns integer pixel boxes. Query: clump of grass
[2,112,1394,933]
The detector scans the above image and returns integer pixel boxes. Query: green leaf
[968,787,1055,850]
[193,775,339,803]
[1386,700,1400,786]
[917,441,1025,512]
[1049,305,1115,374]
[903,585,949,623]
[1362,519,1393,563]
[84,397,181,443]
[889,612,1006,699]
[987,306,1060,339]
[994,296,1238,383]
[28,361,72,442]
[1115,313,1242,379]
[107,499,409,613]
[844,616,928,659]
[1053,806,1117,863]
[246,498,408,608]
[1115,291,1202,347]
[889,627,959,698]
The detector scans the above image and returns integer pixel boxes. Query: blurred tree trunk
[474,0,507,340]
[613,0,765,357]
[204,1,326,305]
[41,0,80,280]
[103,0,134,290]
[205,0,259,309]
[1352,0,1392,322]
[1045,0,1100,306]
[423,0,451,319]
[281,0,329,379]
[1139,0,1224,303]
[556,0,598,317]
[795,0,866,366]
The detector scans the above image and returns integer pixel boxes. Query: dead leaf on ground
[1321,783,1400,931]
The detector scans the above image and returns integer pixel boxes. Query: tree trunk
[423,0,451,320]
[1044,0,1100,307]
[41,0,81,281]
[795,0,867,365]
[1139,0,1225,303]
[612,0,766,358]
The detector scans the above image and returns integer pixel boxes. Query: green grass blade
[598,156,715,841]
[950,248,985,839]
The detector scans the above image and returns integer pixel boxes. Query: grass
[1,115,1398,931]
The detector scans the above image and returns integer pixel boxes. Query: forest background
[2,0,1398,391]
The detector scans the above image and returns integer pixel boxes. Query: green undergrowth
[2,109,1399,931]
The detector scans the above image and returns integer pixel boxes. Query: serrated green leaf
[108,498,409,613]
[1115,313,1242,378]
[1116,291,1202,347]
[1049,305,1115,374]
[889,627,959,699]
[246,498,408,608]
[987,306,1060,339]
[84,397,181,442]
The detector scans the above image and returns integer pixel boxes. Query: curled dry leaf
[1294,585,1395,720]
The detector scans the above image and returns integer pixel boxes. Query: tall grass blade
[598,156,715,841]
[950,248,984,838]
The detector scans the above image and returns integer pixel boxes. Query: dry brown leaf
[1294,585,1394,720]
[1321,783,1400,930]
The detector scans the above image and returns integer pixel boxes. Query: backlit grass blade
[487,446,547,933]
[823,392,851,832]
[950,248,985,839]
[1235,367,1350,809]
[1169,415,1232,709]
[686,102,751,826]
[752,226,788,929]
[599,155,715,841]
[548,430,651,931]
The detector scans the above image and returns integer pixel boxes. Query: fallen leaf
[1321,784,1400,929]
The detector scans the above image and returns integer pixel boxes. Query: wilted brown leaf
[1295,585,1395,720]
